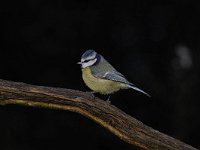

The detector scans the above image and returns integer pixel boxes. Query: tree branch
[0,79,197,150]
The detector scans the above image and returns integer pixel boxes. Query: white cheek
[82,58,97,68]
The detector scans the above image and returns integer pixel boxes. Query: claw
[106,95,111,104]
[86,91,96,99]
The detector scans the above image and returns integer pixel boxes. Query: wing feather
[94,71,134,86]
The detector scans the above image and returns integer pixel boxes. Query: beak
[77,61,82,65]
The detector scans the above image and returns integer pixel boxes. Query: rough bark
[0,79,197,150]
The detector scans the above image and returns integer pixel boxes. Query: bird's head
[77,49,100,68]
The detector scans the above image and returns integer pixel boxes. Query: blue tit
[78,50,150,99]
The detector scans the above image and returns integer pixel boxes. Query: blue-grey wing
[94,71,134,86]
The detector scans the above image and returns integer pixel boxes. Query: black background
[0,0,200,150]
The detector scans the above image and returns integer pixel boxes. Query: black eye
[84,60,90,63]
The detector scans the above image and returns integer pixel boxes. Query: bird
[77,49,150,101]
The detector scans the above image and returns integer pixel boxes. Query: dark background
[0,0,200,150]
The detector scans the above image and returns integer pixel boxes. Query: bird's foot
[106,99,111,104]
[86,91,96,99]
[106,95,111,104]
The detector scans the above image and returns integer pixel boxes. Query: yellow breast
[82,67,122,94]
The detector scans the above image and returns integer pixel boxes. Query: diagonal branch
[0,79,197,150]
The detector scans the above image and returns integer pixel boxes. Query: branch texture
[0,79,197,150]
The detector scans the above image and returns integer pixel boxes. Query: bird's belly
[82,68,122,94]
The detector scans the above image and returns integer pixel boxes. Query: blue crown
[81,49,96,59]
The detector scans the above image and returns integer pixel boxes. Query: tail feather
[127,85,151,97]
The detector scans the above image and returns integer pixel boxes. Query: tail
[127,85,151,97]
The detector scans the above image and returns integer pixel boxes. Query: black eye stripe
[84,60,90,63]
[84,58,95,63]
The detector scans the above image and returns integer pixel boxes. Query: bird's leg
[86,91,96,99]
[106,95,111,104]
